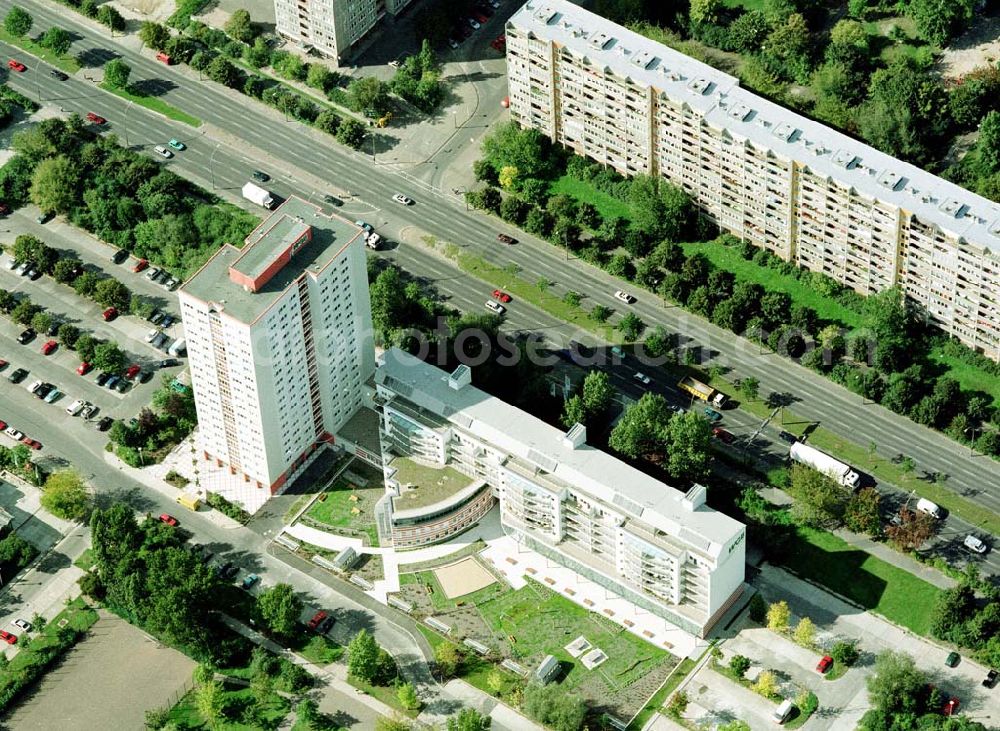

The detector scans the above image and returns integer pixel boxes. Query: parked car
[6,60,26,73]
[0,359,6,370]
[963,535,988,554]
[168,138,186,151]
[115,378,131,394]
[27,267,41,280]
[46,321,61,336]
[4,426,24,441]
[816,655,833,673]
[492,289,512,303]
[392,193,413,205]
[0,630,17,644]
[146,267,161,281]
[124,364,141,380]
[713,428,735,444]
[354,220,373,233]
[11,619,31,632]
[21,437,41,450]
[34,383,53,400]
[132,258,148,273]
[704,408,723,422]
[80,404,98,419]
[161,314,175,328]
[86,112,106,124]
[145,328,161,343]
[77,361,92,375]
[151,333,168,349]
[323,194,342,206]
[112,248,129,264]
[17,328,36,344]
[467,17,481,29]
[485,300,506,315]
[50,69,68,81]
[778,430,797,444]
[307,610,328,631]
[96,416,114,431]
[8,368,28,384]
[946,652,960,668]
[158,358,179,369]
[159,513,179,527]
[42,388,61,404]
[496,233,516,245]
[66,399,86,416]
[105,375,121,389]
[95,372,111,386]
[984,669,999,688]
[242,573,260,590]
[40,339,57,355]
[614,290,636,304]
[633,372,651,385]
[102,307,118,321]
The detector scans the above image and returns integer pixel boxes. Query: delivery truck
[677,376,728,408]
[242,182,275,209]
[789,441,861,489]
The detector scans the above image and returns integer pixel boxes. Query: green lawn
[549,174,632,224]
[630,657,697,729]
[399,568,506,612]
[928,342,1000,408]
[0,29,81,73]
[780,526,941,635]
[100,82,202,127]
[167,685,291,730]
[680,241,864,328]
[293,634,343,666]
[73,548,95,571]
[347,675,421,717]
[479,581,673,694]
[304,475,381,546]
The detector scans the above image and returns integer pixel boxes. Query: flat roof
[180,196,365,324]
[509,0,1000,254]
[388,456,478,512]
[377,349,744,557]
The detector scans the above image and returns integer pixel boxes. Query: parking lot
[0,209,186,446]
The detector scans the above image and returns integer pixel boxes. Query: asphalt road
[10,0,990,527]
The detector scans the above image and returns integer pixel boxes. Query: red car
[0,630,17,644]
[159,513,179,527]
[77,361,91,375]
[492,289,512,303]
[21,437,41,450]
[41,340,57,355]
[124,364,141,380]
[0,420,7,431]
[102,307,118,321]
[132,258,148,273]
[86,112,106,124]
[7,60,26,73]
[307,610,328,631]
[0,359,7,369]
[712,427,734,444]
[816,655,833,674]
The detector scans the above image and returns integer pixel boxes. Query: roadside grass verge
[73,548,95,571]
[347,675,421,717]
[927,342,1000,408]
[100,83,202,127]
[0,29,81,73]
[779,526,941,635]
[680,241,864,329]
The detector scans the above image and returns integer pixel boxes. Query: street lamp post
[210,143,221,190]
[371,133,376,163]
[137,447,143,467]
[123,100,134,148]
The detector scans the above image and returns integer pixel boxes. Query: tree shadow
[129,78,180,98]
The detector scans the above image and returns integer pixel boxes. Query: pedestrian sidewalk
[832,529,956,590]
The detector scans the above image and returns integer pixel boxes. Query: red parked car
[20,437,41,450]
[307,610,328,631]
[159,513,179,527]
[86,112,106,124]
[41,340,57,355]
[816,655,833,674]
[492,289,512,303]
[124,364,141,380]
[132,258,148,273]
[0,630,17,644]
[712,427,734,444]
[7,60,26,73]
[77,361,92,375]
[102,307,118,321]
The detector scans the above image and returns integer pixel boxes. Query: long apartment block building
[179,196,374,495]
[375,348,746,636]
[506,0,1000,360]
[275,0,415,64]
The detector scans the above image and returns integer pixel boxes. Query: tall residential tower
[179,196,374,494]
[274,0,415,65]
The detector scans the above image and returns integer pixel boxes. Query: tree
[830,640,860,667]
[97,5,126,32]
[104,58,132,89]
[31,311,53,335]
[793,617,816,647]
[486,667,504,695]
[194,680,224,730]
[590,304,612,323]
[689,0,722,25]
[581,370,613,418]
[376,717,414,731]
[74,333,98,363]
[40,27,72,55]
[749,592,767,623]
[295,698,320,730]
[865,650,926,717]
[434,641,461,679]
[730,654,751,678]
[397,682,420,710]
[139,21,170,50]
[561,394,586,429]
[522,683,588,731]
[976,111,1000,178]
[41,469,91,521]
[94,278,132,310]
[909,0,974,45]
[205,56,238,87]
[618,312,645,341]
[480,121,555,180]
[787,464,847,528]
[30,155,79,214]
[609,393,672,459]
[347,629,381,683]
[844,487,881,535]
[347,76,391,117]
[766,13,810,62]
[884,506,935,551]
[92,342,127,373]
[446,707,491,731]
[767,600,790,632]
[224,8,255,42]
[754,669,779,699]
[666,690,689,717]
[250,670,274,710]
[729,10,769,52]
[336,119,366,149]
[738,376,760,401]
[256,583,302,638]
[4,7,32,37]
[665,411,713,482]
[144,707,170,729]
[498,165,518,190]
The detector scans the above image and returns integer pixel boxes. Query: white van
[772,698,793,724]
[916,498,942,519]
[65,399,85,416]
[167,338,186,357]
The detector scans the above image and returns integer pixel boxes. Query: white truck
[789,441,860,490]
[242,182,275,209]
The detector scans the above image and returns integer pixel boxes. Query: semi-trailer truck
[677,376,728,408]
[242,182,275,209]
[789,441,861,489]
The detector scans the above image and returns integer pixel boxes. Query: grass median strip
[0,29,81,73]
[780,526,941,636]
[100,83,202,127]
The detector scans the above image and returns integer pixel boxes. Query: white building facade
[179,196,374,493]
[506,0,1000,360]
[275,0,416,64]
[375,349,746,637]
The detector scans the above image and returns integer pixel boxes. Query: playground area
[302,461,384,546]
[434,557,498,600]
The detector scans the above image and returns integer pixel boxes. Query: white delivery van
[916,498,942,519]
[772,698,793,724]
[167,338,186,357]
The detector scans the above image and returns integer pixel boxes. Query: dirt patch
[938,14,1000,80]
[433,557,497,599]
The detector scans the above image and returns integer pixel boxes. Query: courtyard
[303,460,384,546]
